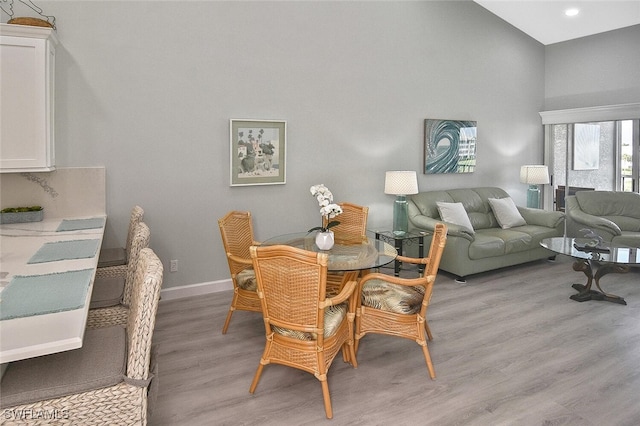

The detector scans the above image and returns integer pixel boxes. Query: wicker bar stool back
[249,244,359,419]
[218,211,262,334]
[0,248,164,425]
[87,221,151,328]
[97,205,145,276]
[355,222,447,379]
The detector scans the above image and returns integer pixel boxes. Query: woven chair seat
[361,280,425,315]
[1,326,127,408]
[97,246,126,268]
[272,303,347,340]
[236,268,257,291]
[89,275,125,309]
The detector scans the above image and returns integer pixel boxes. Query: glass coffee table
[541,237,640,305]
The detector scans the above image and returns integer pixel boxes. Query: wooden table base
[570,259,630,305]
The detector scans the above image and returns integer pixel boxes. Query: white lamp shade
[384,171,419,195]
[520,165,550,185]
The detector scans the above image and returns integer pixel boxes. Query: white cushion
[488,197,527,229]
[436,202,474,233]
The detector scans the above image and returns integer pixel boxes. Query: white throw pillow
[488,197,527,229]
[436,202,474,233]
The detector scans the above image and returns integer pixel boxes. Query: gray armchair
[565,191,640,247]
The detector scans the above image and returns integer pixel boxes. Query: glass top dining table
[261,231,398,272]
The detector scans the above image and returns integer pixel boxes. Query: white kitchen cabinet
[0,23,58,172]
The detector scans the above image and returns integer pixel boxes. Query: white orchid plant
[308,184,342,233]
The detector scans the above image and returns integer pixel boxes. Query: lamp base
[393,195,409,236]
[527,185,541,209]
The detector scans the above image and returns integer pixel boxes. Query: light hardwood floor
[149,257,640,425]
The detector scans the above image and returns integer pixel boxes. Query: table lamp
[520,165,550,209]
[384,171,419,236]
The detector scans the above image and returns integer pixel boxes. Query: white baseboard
[160,279,232,301]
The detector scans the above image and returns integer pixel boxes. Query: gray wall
[544,24,640,111]
[14,1,549,289]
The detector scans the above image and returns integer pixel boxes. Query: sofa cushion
[468,229,533,259]
[515,224,564,244]
[488,197,526,229]
[410,191,454,218]
[468,233,505,259]
[446,188,495,230]
[437,202,474,233]
[497,229,533,253]
[0,326,126,408]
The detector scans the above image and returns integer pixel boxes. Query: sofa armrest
[410,214,474,241]
[517,207,565,228]
[567,208,621,236]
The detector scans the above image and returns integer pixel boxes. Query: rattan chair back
[249,244,359,419]
[218,211,262,333]
[97,205,144,275]
[324,202,368,244]
[126,206,145,258]
[355,222,447,379]
[87,222,150,329]
[126,248,163,382]
[122,222,151,306]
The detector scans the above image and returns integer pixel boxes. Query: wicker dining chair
[249,244,359,419]
[0,248,163,425]
[355,222,447,379]
[325,202,369,244]
[218,210,262,334]
[97,205,145,277]
[86,221,150,328]
[322,202,369,296]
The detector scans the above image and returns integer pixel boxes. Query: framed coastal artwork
[424,119,477,174]
[230,119,287,186]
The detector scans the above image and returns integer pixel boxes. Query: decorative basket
[7,17,54,28]
[0,209,44,224]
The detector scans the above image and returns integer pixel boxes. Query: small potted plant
[0,206,44,224]
[308,184,342,250]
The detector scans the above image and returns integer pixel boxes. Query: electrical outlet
[170,259,178,272]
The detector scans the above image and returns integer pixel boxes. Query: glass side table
[374,230,428,276]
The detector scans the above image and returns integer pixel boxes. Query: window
[540,103,640,210]
[619,120,638,192]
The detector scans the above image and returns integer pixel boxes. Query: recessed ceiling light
[565,8,580,17]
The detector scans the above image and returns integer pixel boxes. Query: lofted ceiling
[473,0,640,45]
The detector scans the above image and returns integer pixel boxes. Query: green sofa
[566,191,640,247]
[407,187,565,281]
